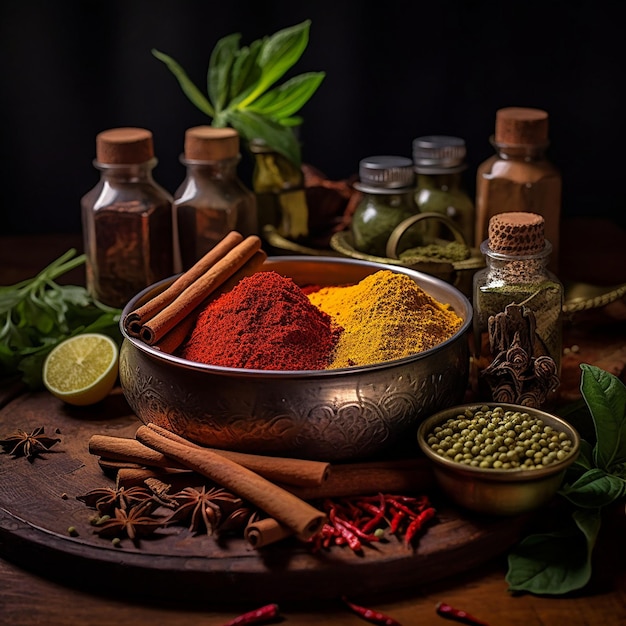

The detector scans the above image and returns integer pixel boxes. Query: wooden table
[1,225,626,626]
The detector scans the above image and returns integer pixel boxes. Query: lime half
[43,333,119,406]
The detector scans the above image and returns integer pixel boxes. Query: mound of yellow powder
[307,270,463,368]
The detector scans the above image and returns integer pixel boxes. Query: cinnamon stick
[116,467,202,491]
[123,230,244,337]
[152,248,268,354]
[139,234,263,345]
[245,517,293,549]
[279,457,435,500]
[90,429,330,488]
[135,424,326,540]
[89,434,187,469]
[146,423,330,487]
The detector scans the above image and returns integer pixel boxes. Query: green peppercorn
[424,406,574,470]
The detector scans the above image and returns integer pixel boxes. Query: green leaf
[152,49,215,118]
[234,20,311,109]
[559,468,626,508]
[246,72,325,119]
[580,364,626,470]
[229,40,263,102]
[207,33,240,113]
[506,507,601,595]
[227,109,301,167]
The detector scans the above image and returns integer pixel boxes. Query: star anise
[167,486,243,536]
[93,500,164,542]
[77,485,155,515]
[0,426,61,462]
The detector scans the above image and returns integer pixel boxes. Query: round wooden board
[0,390,530,603]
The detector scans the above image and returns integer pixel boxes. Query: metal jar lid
[412,135,467,174]
[353,156,415,193]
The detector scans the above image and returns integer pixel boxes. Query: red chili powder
[179,271,342,370]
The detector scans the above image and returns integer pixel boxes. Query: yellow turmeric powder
[307,270,463,368]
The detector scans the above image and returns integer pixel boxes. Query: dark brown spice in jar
[81,127,174,308]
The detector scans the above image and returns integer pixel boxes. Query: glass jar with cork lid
[472,212,563,408]
[80,127,174,309]
[475,107,562,272]
[173,126,258,272]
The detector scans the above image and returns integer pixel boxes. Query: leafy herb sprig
[152,19,325,168]
[506,364,626,595]
[0,249,122,389]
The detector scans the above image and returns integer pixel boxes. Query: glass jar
[350,156,420,258]
[412,135,475,246]
[249,138,308,241]
[475,107,562,272]
[173,126,257,271]
[81,127,174,308]
[473,212,563,408]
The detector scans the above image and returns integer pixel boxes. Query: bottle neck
[94,157,158,183]
[481,239,553,281]
[490,136,550,161]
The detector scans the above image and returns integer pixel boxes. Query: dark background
[1,0,624,236]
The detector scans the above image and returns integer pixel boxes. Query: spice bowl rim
[417,402,581,483]
[119,254,473,377]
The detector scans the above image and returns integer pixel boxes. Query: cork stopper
[495,107,549,146]
[488,212,545,255]
[184,126,240,160]
[96,127,154,164]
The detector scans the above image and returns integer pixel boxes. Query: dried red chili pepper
[436,602,489,626]
[388,509,406,534]
[221,603,280,626]
[404,506,436,546]
[342,597,402,626]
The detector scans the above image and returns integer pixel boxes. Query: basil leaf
[506,507,601,595]
[247,72,325,119]
[208,33,240,113]
[227,109,301,167]
[559,468,626,508]
[152,49,215,117]
[234,20,311,109]
[229,40,263,102]
[580,364,626,470]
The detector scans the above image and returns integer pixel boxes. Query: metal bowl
[417,403,581,516]
[119,256,472,462]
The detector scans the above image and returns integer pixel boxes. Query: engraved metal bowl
[417,403,581,515]
[119,256,472,462]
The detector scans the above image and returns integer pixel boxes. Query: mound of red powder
[179,271,342,370]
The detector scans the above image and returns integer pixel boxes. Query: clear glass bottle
[81,127,174,308]
[249,138,309,242]
[173,126,258,271]
[473,212,564,408]
[475,107,562,272]
[350,156,420,258]
[412,135,475,246]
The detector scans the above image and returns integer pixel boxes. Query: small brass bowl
[417,403,580,516]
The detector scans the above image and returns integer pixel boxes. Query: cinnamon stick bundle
[152,249,267,353]
[137,233,263,345]
[135,425,326,540]
[123,231,244,337]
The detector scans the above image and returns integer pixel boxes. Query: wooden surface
[0,390,530,602]
[1,225,626,625]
